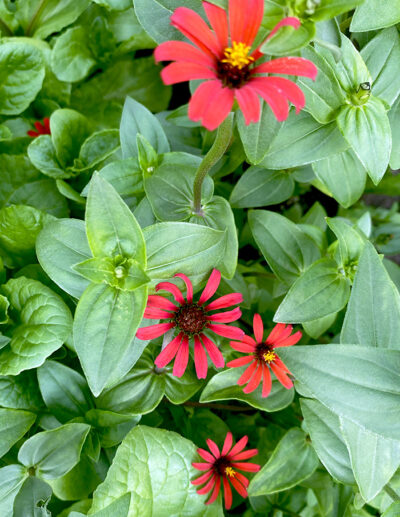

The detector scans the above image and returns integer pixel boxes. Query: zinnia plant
[27,117,51,137]
[155,0,318,129]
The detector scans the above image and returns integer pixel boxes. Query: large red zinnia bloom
[154,0,318,130]
[136,269,244,379]
[227,314,302,397]
[192,432,260,509]
[27,118,51,138]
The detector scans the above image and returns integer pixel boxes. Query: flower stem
[192,113,234,215]
[26,0,49,36]
[384,483,400,501]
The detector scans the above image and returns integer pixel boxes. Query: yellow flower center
[221,42,254,70]
[263,350,276,364]
[225,466,236,477]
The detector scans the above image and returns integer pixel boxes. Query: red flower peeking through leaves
[154,0,317,130]
[227,314,302,397]
[136,269,244,379]
[192,431,260,509]
[27,118,51,138]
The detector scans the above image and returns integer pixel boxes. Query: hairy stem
[192,113,234,215]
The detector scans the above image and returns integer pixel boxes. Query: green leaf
[230,167,294,208]
[389,95,400,169]
[73,283,147,396]
[18,423,91,480]
[85,409,141,449]
[337,97,391,184]
[312,149,367,208]
[13,476,52,517]
[0,42,45,115]
[249,428,319,496]
[28,0,91,40]
[27,135,66,179]
[274,258,351,323]
[341,242,400,349]
[383,502,400,516]
[144,222,226,287]
[361,28,400,106]
[302,312,337,339]
[0,408,36,458]
[77,130,120,171]
[51,26,96,83]
[278,344,400,441]
[37,360,93,423]
[0,204,53,268]
[260,111,348,169]
[351,0,400,31]
[301,399,354,484]
[237,101,281,164]
[36,218,91,299]
[260,21,315,55]
[340,416,400,502]
[0,277,73,375]
[310,0,364,21]
[0,371,43,411]
[50,109,91,169]
[137,134,158,173]
[0,465,27,517]
[120,96,169,159]
[86,174,146,262]
[249,210,321,285]
[89,425,223,516]
[200,367,294,412]
[326,217,366,268]
[334,35,371,93]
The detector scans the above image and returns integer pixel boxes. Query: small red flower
[227,314,302,397]
[27,118,51,138]
[136,269,244,379]
[192,431,260,509]
[154,0,317,130]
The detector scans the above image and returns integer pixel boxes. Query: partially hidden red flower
[27,118,51,138]
[154,0,318,130]
[227,314,302,397]
[136,269,244,379]
[192,431,260,509]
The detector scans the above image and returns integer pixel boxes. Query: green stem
[26,0,49,36]
[0,18,12,37]
[384,484,400,502]
[192,113,234,215]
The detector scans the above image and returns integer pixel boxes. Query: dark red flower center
[213,456,234,477]
[175,303,207,335]
[254,342,276,364]
[217,61,252,89]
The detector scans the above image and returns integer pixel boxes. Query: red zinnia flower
[136,269,244,379]
[154,0,318,130]
[227,314,302,397]
[192,431,260,509]
[27,118,51,138]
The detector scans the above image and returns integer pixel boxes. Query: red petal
[230,476,248,498]
[43,118,50,133]
[172,335,189,377]
[207,324,244,340]
[275,330,302,348]
[192,462,213,471]
[171,7,221,58]
[197,473,217,495]
[174,273,193,303]
[273,355,292,374]
[197,448,216,462]
[147,295,178,312]
[228,435,249,457]
[235,85,261,125]
[242,334,256,346]
[154,333,184,368]
[243,363,263,394]
[203,1,228,49]
[254,56,318,80]
[34,121,44,132]
[232,461,261,472]
[221,432,233,456]
[136,322,175,340]
[206,438,221,458]
[253,313,264,343]
[261,363,272,397]
[270,324,293,345]
[248,78,289,121]
[27,130,39,137]
[222,476,233,509]
[154,41,216,69]
[237,361,258,385]
[205,476,221,505]
[192,469,214,485]
[234,471,251,486]
[207,307,241,323]
[189,81,235,131]
[229,0,263,46]
[229,340,255,353]
[242,0,264,47]
[161,62,216,85]
[143,307,173,319]
[265,323,286,344]
[267,16,301,40]
[232,449,259,461]
[194,335,209,379]
[156,282,185,304]
[199,269,221,305]
[200,334,225,368]
[205,293,243,311]
[270,362,293,389]
[262,77,305,113]
[227,356,254,368]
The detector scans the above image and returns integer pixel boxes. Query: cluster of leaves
[0,0,400,515]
